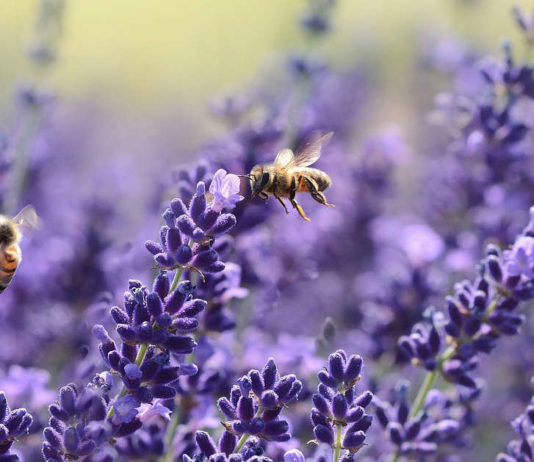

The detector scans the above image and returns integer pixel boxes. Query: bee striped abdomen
[314,170,332,191]
[0,246,20,293]
[297,168,332,192]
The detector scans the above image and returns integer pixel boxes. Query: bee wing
[290,131,333,168]
[273,148,295,168]
[12,205,41,235]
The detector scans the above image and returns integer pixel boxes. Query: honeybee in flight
[0,205,40,294]
[241,132,334,221]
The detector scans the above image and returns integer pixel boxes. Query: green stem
[485,299,499,318]
[385,345,458,461]
[523,39,534,65]
[332,423,342,462]
[169,265,186,293]
[106,263,187,420]
[234,432,250,455]
[409,369,437,420]
[390,298,501,458]
[106,343,148,419]
[163,404,182,462]
[409,345,456,419]
[233,407,264,454]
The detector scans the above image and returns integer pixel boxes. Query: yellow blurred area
[0,0,533,131]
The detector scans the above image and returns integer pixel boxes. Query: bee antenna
[237,174,254,179]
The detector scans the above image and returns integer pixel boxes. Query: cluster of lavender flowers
[38,169,246,462]
[311,351,373,460]
[190,358,302,462]
[365,207,534,461]
[5,2,534,462]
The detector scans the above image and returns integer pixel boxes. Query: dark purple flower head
[191,432,278,462]
[173,160,212,205]
[213,358,301,448]
[0,392,33,461]
[397,209,534,394]
[317,350,364,391]
[398,315,441,372]
[91,272,208,420]
[146,180,241,276]
[374,381,470,458]
[42,382,131,462]
[311,350,373,455]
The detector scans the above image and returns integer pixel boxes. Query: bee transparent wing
[12,205,41,235]
[273,149,295,168]
[290,131,333,168]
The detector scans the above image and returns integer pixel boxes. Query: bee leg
[303,177,335,207]
[313,191,335,207]
[290,176,299,201]
[274,194,289,214]
[290,198,311,222]
[270,174,289,214]
[289,176,310,220]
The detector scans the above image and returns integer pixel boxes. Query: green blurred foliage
[0,0,533,147]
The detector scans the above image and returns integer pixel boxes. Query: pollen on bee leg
[295,203,311,222]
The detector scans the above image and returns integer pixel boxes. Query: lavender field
[2,1,534,461]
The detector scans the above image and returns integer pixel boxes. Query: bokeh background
[1,1,534,462]
[1,0,531,217]
[2,0,532,149]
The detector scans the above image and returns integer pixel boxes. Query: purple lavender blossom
[504,234,534,279]
[311,350,373,458]
[397,219,534,392]
[214,358,302,446]
[112,395,140,425]
[93,274,204,403]
[374,382,466,458]
[6,2,534,462]
[0,392,33,462]
[42,383,115,462]
[210,169,244,213]
[145,185,241,275]
[185,358,303,462]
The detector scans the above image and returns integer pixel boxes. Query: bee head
[0,217,18,247]
[249,165,271,198]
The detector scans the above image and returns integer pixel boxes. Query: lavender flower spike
[145,187,242,275]
[0,392,33,462]
[311,350,373,461]
[191,358,302,461]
